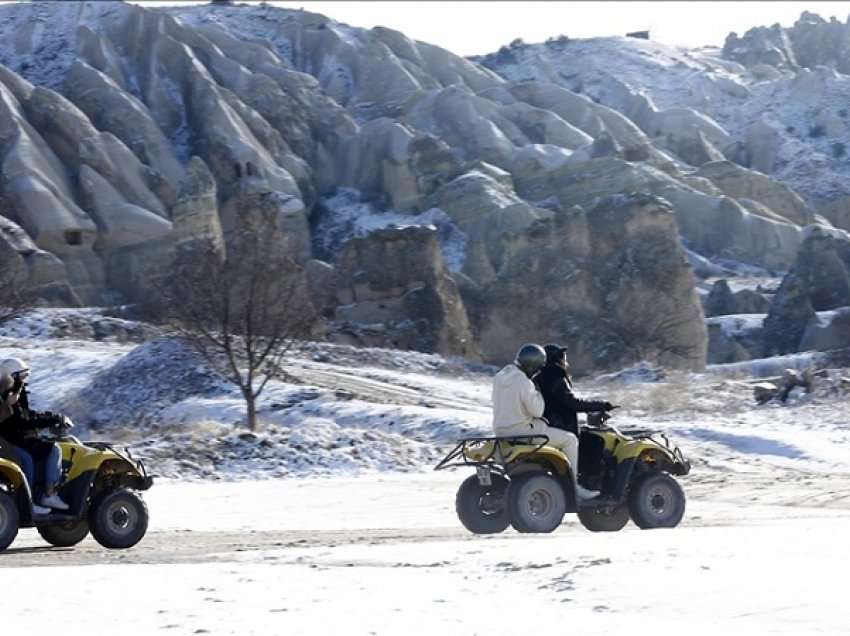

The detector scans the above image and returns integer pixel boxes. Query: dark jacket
[0,386,56,459]
[535,364,608,436]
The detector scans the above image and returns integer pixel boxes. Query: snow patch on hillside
[312,188,467,270]
[475,35,850,204]
[705,313,765,338]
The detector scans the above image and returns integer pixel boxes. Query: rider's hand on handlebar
[602,401,618,411]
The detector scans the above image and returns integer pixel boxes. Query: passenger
[536,344,614,437]
[0,358,69,511]
[491,344,599,502]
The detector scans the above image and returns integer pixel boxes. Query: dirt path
[0,526,478,568]
[281,359,488,411]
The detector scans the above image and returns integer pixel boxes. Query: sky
[220,1,850,56]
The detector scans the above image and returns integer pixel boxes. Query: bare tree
[0,252,35,326]
[601,311,702,366]
[159,226,316,430]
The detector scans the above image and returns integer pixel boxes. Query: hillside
[0,1,848,371]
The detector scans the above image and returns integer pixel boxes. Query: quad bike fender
[608,449,689,501]
[614,440,688,473]
[60,443,151,488]
[509,447,571,477]
[60,443,122,481]
[507,452,577,513]
[0,457,25,490]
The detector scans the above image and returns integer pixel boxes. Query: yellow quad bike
[435,412,690,534]
[0,419,153,552]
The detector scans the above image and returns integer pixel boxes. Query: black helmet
[543,343,568,365]
[514,343,546,378]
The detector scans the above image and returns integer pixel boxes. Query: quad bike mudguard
[581,426,690,501]
[56,441,152,519]
[461,437,572,476]
[0,440,26,490]
[0,457,25,488]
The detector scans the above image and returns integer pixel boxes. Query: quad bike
[435,412,690,534]
[0,418,153,552]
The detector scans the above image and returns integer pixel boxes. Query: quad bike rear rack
[434,434,550,471]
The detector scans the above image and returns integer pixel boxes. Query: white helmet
[1,358,30,379]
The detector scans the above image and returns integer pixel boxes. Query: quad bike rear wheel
[509,473,566,533]
[89,489,149,549]
[456,474,510,534]
[38,520,90,547]
[0,489,19,552]
[628,472,686,529]
[577,504,630,532]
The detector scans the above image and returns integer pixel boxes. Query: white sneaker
[32,504,51,515]
[41,493,69,511]
[576,485,601,501]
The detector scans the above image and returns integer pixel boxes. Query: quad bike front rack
[434,434,550,471]
[84,441,154,489]
[616,428,689,472]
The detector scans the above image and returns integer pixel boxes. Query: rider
[536,344,614,437]
[0,358,69,512]
[491,344,599,502]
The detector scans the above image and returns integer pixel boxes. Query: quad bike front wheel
[38,520,90,547]
[456,474,510,534]
[89,489,149,549]
[628,472,686,529]
[0,489,19,552]
[577,504,630,532]
[509,473,566,533]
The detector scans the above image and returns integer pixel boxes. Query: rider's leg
[40,445,69,511]
[11,447,35,491]
[541,426,599,501]
[11,447,51,515]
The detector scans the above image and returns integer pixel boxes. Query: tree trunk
[245,392,257,431]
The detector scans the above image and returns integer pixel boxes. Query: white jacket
[491,364,545,435]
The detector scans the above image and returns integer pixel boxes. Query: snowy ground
[0,310,849,634]
[3,474,850,635]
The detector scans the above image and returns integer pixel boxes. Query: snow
[312,188,467,271]
[4,474,850,635]
[0,308,846,482]
[705,351,825,378]
[705,313,765,338]
[475,34,850,205]
[0,310,848,632]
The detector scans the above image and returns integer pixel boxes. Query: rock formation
[763,226,850,355]
[473,194,706,373]
[704,279,770,317]
[333,226,477,358]
[1,1,847,368]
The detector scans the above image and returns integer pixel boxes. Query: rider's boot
[575,484,601,501]
[41,493,69,511]
[561,438,600,501]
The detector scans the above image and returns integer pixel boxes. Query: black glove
[602,402,616,411]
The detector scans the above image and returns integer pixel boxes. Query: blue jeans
[44,445,62,489]
[11,445,62,493]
